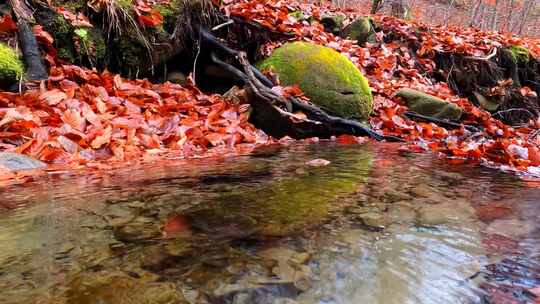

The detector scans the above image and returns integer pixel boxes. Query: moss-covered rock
[342,17,375,44]
[258,42,373,121]
[0,43,24,86]
[396,88,463,120]
[320,14,345,35]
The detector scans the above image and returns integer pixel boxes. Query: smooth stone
[0,152,46,171]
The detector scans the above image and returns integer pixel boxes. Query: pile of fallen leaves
[0,65,268,167]
[225,0,540,175]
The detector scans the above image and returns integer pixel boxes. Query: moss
[396,88,463,120]
[258,42,373,121]
[342,17,374,44]
[51,0,87,11]
[49,14,77,63]
[289,10,304,21]
[320,15,345,35]
[0,43,24,85]
[155,0,181,17]
[507,45,530,64]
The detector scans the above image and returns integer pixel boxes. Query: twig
[212,20,234,31]
[463,47,497,61]
[492,108,535,123]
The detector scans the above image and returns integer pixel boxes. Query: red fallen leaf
[336,134,360,144]
[162,214,191,237]
[0,14,17,33]
[62,109,86,132]
[475,202,513,223]
[138,10,163,27]
[57,8,93,28]
[91,126,112,149]
[32,25,54,46]
[528,146,540,166]
[305,158,330,167]
[40,89,67,105]
[57,135,79,154]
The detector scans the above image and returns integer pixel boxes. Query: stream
[0,143,539,304]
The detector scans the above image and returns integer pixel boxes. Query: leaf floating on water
[305,158,330,167]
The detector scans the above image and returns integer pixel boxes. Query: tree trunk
[505,0,515,32]
[515,0,534,34]
[469,0,482,27]
[490,0,499,30]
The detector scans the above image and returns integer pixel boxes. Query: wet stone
[0,152,46,171]
[357,211,387,230]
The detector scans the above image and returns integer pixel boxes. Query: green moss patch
[258,42,373,121]
[0,43,24,85]
[506,45,530,64]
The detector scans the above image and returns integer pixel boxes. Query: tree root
[199,28,402,142]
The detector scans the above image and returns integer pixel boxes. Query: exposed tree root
[199,28,401,141]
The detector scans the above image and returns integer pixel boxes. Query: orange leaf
[62,109,86,132]
[91,126,112,149]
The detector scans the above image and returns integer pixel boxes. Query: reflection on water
[0,143,539,304]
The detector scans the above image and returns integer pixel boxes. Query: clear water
[0,143,539,304]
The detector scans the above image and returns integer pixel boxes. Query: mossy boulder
[258,42,373,121]
[0,43,24,86]
[342,17,375,44]
[320,14,345,35]
[396,88,463,120]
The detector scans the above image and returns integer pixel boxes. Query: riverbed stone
[396,88,463,120]
[0,152,46,171]
[258,42,373,121]
[65,271,185,304]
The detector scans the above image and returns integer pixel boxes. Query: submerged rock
[258,42,373,121]
[65,271,185,304]
[396,88,462,120]
[0,152,46,171]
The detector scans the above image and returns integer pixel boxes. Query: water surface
[0,143,539,304]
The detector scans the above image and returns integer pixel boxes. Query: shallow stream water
[0,143,539,304]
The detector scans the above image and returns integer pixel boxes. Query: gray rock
[0,152,46,171]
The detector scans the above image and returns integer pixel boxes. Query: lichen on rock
[396,88,463,120]
[258,42,373,121]
[0,43,24,86]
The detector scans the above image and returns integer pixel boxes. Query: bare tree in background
[469,0,483,27]
[490,0,499,30]
[371,0,385,14]
[504,0,515,31]
[514,0,535,34]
